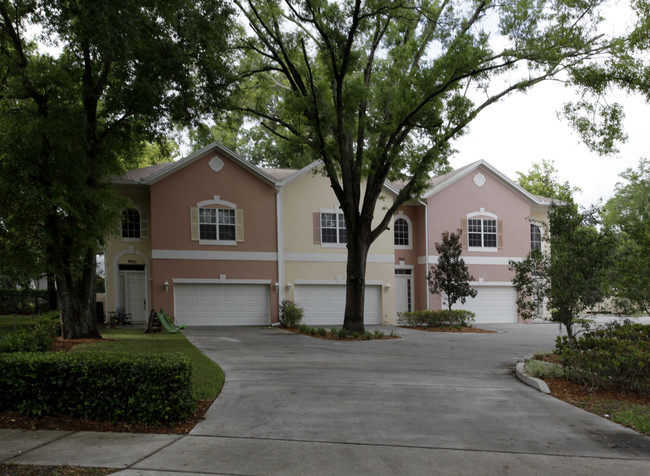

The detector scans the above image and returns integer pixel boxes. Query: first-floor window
[321,211,346,244]
[199,208,236,241]
[468,218,497,248]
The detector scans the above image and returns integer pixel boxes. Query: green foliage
[516,160,581,201]
[317,327,327,337]
[232,0,621,331]
[555,322,650,394]
[0,0,236,338]
[603,158,650,315]
[0,312,59,353]
[523,359,565,379]
[398,310,476,328]
[0,352,194,424]
[427,230,477,311]
[510,203,616,340]
[279,300,305,329]
[0,289,49,315]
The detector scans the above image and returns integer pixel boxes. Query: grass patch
[72,329,223,400]
[0,314,40,333]
[524,359,565,378]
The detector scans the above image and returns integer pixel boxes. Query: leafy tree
[510,204,615,340]
[427,230,476,312]
[516,160,581,202]
[233,0,623,331]
[0,0,235,338]
[602,158,650,314]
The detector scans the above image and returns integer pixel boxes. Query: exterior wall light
[164,281,169,293]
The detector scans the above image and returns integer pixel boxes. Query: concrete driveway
[132,323,648,475]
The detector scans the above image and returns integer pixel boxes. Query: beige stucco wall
[104,184,153,321]
[281,168,397,324]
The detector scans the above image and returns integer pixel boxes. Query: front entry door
[119,267,147,323]
[395,269,413,315]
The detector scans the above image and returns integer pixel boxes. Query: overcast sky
[450,1,648,209]
[450,82,649,209]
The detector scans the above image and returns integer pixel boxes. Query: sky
[450,82,649,209]
[450,1,648,209]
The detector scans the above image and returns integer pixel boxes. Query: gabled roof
[112,142,279,187]
[421,160,551,206]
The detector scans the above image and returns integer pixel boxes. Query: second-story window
[199,208,236,241]
[468,218,497,248]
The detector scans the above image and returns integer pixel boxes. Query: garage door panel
[175,283,270,326]
[454,286,517,323]
[295,285,382,326]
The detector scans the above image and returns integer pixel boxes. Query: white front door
[119,270,147,323]
[395,269,413,315]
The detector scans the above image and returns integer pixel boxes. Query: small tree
[428,230,477,312]
[510,204,616,341]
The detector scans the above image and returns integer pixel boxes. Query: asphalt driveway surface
[127,324,649,475]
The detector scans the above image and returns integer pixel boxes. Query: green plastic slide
[157,311,185,333]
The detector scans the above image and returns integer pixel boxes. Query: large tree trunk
[343,228,370,332]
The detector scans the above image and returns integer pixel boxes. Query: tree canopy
[0,0,236,337]
[232,0,629,330]
[602,158,650,314]
[516,159,581,202]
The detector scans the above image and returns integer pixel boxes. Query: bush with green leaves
[0,312,60,353]
[555,321,650,394]
[0,351,194,424]
[398,309,475,328]
[279,300,304,328]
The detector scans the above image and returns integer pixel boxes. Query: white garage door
[295,285,382,326]
[174,283,270,326]
[454,286,518,323]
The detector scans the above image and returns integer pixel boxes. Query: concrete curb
[516,361,551,394]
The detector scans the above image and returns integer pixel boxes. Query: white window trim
[320,208,347,248]
[121,204,147,243]
[467,209,498,252]
[196,196,239,246]
[394,211,413,250]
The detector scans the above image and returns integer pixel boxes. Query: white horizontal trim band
[285,253,394,263]
[153,250,278,261]
[173,278,272,285]
[293,280,383,286]
[419,256,524,266]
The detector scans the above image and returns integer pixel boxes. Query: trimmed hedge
[398,309,476,328]
[555,322,650,394]
[0,352,194,425]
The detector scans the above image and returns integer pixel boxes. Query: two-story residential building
[390,161,550,323]
[105,142,549,326]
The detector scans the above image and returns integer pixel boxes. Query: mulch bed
[0,338,213,435]
[279,327,399,340]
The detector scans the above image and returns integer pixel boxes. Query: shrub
[398,309,475,328]
[555,322,650,394]
[0,352,194,424]
[279,300,304,328]
[317,328,327,336]
[337,328,349,339]
[0,312,60,353]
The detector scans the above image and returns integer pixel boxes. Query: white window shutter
[190,207,199,241]
[235,209,244,242]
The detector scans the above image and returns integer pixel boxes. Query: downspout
[419,199,430,309]
[276,187,285,310]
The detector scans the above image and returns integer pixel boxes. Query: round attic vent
[209,157,224,173]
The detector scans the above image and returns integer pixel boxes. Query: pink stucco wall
[148,151,280,322]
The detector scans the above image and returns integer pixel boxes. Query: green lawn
[0,318,224,401]
[0,314,39,333]
[73,328,224,400]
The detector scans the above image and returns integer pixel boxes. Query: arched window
[393,213,412,249]
[121,208,141,238]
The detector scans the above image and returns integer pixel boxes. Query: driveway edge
[516,362,551,394]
